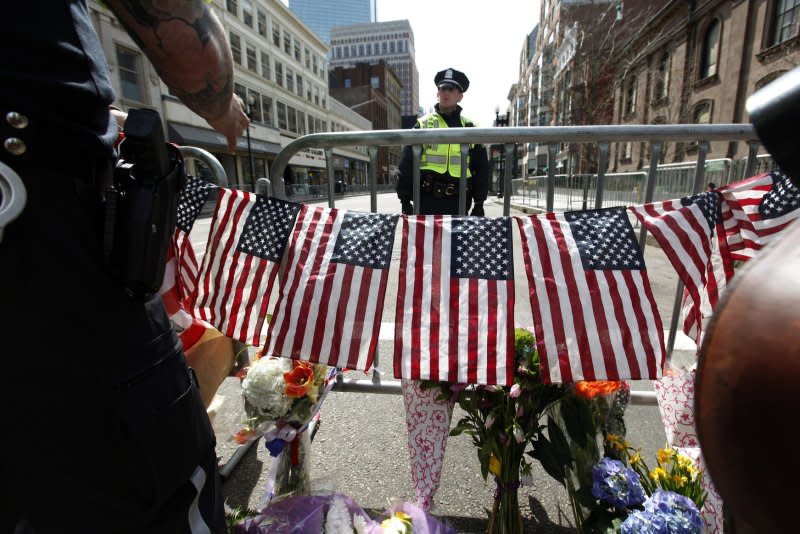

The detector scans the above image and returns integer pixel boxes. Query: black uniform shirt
[396,104,489,206]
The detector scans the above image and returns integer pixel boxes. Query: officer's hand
[470,202,485,217]
[401,200,414,215]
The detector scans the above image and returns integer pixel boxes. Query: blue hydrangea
[620,490,704,534]
[620,510,669,534]
[591,457,646,509]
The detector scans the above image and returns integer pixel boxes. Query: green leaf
[547,416,573,467]
[450,422,474,437]
[559,395,591,449]
[531,435,566,486]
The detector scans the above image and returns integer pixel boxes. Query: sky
[376,0,541,127]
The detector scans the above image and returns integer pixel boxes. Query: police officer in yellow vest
[396,68,489,216]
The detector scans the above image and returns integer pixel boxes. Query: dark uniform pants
[0,160,225,533]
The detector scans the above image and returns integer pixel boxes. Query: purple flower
[484,414,495,429]
[509,383,522,398]
[591,458,646,509]
[619,490,703,533]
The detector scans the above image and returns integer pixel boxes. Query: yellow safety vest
[417,113,474,178]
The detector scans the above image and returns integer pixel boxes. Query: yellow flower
[672,474,689,487]
[675,453,693,470]
[685,463,700,481]
[629,451,642,466]
[657,447,675,465]
[606,433,627,452]
[381,511,412,534]
[489,454,502,477]
[650,467,667,482]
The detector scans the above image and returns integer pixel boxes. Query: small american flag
[173,175,214,302]
[518,207,665,384]
[265,207,398,371]
[158,176,215,350]
[629,192,733,343]
[721,170,800,261]
[194,189,301,346]
[394,216,515,385]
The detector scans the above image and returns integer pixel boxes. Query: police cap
[434,68,469,92]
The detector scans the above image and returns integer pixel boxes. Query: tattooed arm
[105,0,248,151]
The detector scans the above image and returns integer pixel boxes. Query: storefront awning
[167,122,281,155]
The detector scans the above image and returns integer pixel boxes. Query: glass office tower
[289,0,377,45]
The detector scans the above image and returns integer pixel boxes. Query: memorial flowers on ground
[436,327,569,534]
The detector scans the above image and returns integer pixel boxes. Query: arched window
[693,101,713,124]
[700,19,721,79]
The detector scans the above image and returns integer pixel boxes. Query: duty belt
[421,176,471,198]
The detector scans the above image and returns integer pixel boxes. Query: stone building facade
[612,0,800,174]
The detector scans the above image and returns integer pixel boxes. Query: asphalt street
[193,192,695,532]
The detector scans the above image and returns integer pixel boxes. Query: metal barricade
[261,124,762,406]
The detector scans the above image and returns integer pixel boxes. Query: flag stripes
[394,215,514,385]
[517,210,664,383]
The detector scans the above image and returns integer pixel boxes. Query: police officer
[396,68,490,216]
[1,1,247,532]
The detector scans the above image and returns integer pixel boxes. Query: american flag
[517,207,665,384]
[265,207,398,371]
[394,216,515,385]
[720,170,800,261]
[158,175,215,349]
[629,192,733,343]
[173,175,215,302]
[194,189,301,346]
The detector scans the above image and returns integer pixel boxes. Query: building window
[359,44,365,56]
[314,86,320,106]
[261,95,273,126]
[621,141,633,161]
[246,45,257,72]
[654,52,670,101]
[261,52,271,81]
[344,78,351,88]
[226,0,237,16]
[257,10,267,37]
[241,0,253,27]
[275,61,283,87]
[297,111,306,135]
[247,89,262,122]
[296,75,303,97]
[693,101,712,124]
[305,48,311,68]
[294,41,301,62]
[272,22,280,47]
[229,32,241,65]
[313,55,318,74]
[276,101,287,130]
[624,74,637,116]
[367,43,372,55]
[283,32,291,55]
[288,106,297,133]
[286,68,294,92]
[116,45,145,102]
[700,19,721,79]
[234,83,247,110]
[390,41,396,54]
[771,0,800,46]
[371,76,380,89]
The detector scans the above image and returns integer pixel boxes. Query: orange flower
[234,428,255,445]
[283,361,315,398]
[574,380,625,400]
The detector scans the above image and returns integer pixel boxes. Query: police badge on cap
[434,68,469,92]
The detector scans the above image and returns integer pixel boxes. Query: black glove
[401,200,414,215]
[470,202,485,217]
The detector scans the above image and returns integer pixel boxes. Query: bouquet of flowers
[234,355,336,502]
[435,328,568,534]
[587,445,706,533]
[531,379,631,530]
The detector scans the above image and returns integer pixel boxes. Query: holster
[104,109,185,298]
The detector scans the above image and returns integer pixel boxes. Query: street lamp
[245,94,256,190]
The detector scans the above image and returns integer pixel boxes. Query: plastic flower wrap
[231,493,456,534]
[235,356,334,444]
